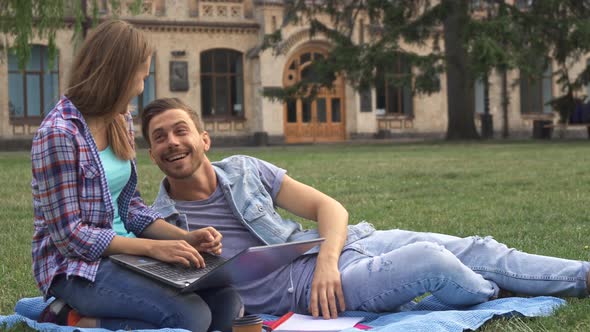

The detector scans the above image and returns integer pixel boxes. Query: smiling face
[148,108,210,180]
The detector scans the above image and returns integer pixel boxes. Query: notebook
[110,238,324,293]
[270,312,366,332]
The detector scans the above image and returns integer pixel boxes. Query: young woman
[31,20,242,332]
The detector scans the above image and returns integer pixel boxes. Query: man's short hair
[141,98,204,146]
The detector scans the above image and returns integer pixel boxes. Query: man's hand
[308,260,346,319]
[184,226,223,255]
[108,221,220,267]
[275,175,348,318]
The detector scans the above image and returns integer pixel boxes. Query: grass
[2,140,590,331]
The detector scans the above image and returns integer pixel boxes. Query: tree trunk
[442,0,479,140]
[81,0,90,38]
[501,67,509,138]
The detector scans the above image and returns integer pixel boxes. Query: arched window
[131,55,156,118]
[8,45,59,124]
[200,49,244,118]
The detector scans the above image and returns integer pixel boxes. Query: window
[154,0,166,16]
[131,55,156,119]
[97,0,109,14]
[470,0,489,11]
[474,78,485,114]
[286,99,297,123]
[8,45,59,124]
[515,0,534,10]
[189,0,199,17]
[520,59,553,114]
[200,49,244,118]
[375,56,413,116]
[358,19,365,44]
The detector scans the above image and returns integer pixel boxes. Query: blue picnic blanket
[0,295,565,332]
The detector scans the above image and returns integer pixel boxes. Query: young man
[141,98,590,319]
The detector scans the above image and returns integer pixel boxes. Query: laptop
[110,238,324,293]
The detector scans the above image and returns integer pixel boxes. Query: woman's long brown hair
[66,20,154,160]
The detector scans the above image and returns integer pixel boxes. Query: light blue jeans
[310,229,590,313]
[50,259,242,331]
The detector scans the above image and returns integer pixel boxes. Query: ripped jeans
[330,229,590,312]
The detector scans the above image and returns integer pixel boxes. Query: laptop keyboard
[142,254,224,281]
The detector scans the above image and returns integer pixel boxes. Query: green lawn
[2,141,590,331]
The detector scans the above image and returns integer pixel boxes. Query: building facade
[2,0,590,145]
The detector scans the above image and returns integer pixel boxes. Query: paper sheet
[273,313,364,332]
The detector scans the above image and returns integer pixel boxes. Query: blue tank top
[98,146,134,237]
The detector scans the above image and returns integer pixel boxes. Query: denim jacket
[151,155,375,253]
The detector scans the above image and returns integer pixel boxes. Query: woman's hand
[148,239,206,268]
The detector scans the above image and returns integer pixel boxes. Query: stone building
[1,0,589,146]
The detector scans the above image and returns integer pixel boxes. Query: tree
[0,0,141,70]
[268,0,590,139]
[513,1,590,123]
[443,0,480,139]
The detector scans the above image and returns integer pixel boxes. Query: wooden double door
[283,47,346,143]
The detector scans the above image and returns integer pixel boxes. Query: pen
[268,311,294,330]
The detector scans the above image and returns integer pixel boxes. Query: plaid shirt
[31,96,161,296]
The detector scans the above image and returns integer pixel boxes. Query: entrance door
[283,47,346,143]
